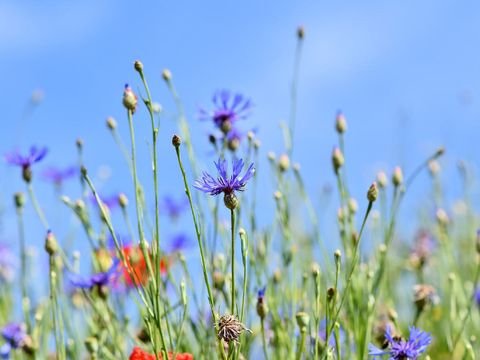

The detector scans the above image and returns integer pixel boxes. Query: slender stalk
[27,184,49,229]
[231,208,236,315]
[296,329,307,360]
[49,256,66,360]
[261,318,269,360]
[15,205,31,331]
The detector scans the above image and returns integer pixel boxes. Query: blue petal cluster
[199,90,252,130]
[369,326,431,359]
[194,158,255,196]
[4,146,48,168]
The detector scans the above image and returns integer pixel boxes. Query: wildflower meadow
[2,2,480,359]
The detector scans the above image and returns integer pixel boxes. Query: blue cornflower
[1,322,27,359]
[168,233,190,252]
[256,286,268,319]
[199,90,252,133]
[368,326,431,359]
[70,260,120,290]
[42,165,77,185]
[194,158,255,210]
[4,146,48,183]
[161,195,188,220]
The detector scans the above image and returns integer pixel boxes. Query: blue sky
[1,1,480,267]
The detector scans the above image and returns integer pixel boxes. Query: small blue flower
[42,166,78,185]
[168,233,190,253]
[1,322,27,358]
[194,158,255,196]
[4,146,48,168]
[161,195,188,219]
[368,326,431,359]
[70,260,120,290]
[257,286,266,301]
[199,90,252,132]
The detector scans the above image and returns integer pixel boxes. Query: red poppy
[120,245,171,288]
[129,346,193,360]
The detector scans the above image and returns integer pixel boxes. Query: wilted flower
[1,322,28,358]
[199,90,252,134]
[413,284,438,314]
[42,166,77,186]
[217,314,251,343]
[5,146,48,182]
[194,158,255,210]
[129,346,193,360]
[368,326,431,359]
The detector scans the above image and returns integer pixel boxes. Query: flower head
[161,196,188,220]
[129,346,193,360]
[199,90,252,133]
[217,314,251,343]
[256,286,268,319]
[123,84,138,112]
[42,166,78,185]
[194,158,254,209]
[5,146,48,182]
[69,260,120,290]
[1,322,27,358]
[368,326,431,359]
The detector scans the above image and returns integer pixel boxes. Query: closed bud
[327,287,336,302]
[106,116,117,130]
[267,151,276,162]
[348,198,358,214]
[367,182,378,202]
[118,193,128,208]
[295,311,310,329]
[273,269,282,284]
[434,146,445,158]
[162,68,172,82]
[76,138,84,149]
[254,139,261,149]
[122,84,138,112]
[334,250,342,263]
[213,271,225,290]
[428,160,440,176]
[180,280,187,306]
[14,192,25,209]
[376,171,388,188]
[392,166,403,187]
[311,262,320,278]
[224,193,238,210]
[274,191,282,201]
[22,166,32,183]
[45,231,58,256]
[278,154,290,172]
[172,134,181,148]
[335,111,347,134]
[436,208,449,226]
[133,60,143,73]
[297,26,305,39]
[332,147,344,174]
[476,230,480,254]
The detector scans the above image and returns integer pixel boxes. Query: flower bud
[436,208,449,227]
[327,287,336,302]
[256,287,268,319]
[367,182,378,202]
[253,139,261,149]
[348,198,358,214]
[295,311,310,329]
[122,84,138,113]
[335,111,347,134]
[162,69,172,82]
[106,116,117,130]
[224,193,238,210]
[376,171,388,188]
[334,249,342,263]
[134,60,144,73]
[14,192,25,209]
[392,166,403,187]
[273,269,282,284]
[267,151,276,162]
[311,262,320,278]
[45,230,58,256]
[213,271,225,290]
[118,193,128,208]
[332,147,344,174]
[22,166,32,183]
[76,138,84,150]
[428,160,440,176]
[172,134,181,148]
[297,26,305,40]
[278,154,290,172]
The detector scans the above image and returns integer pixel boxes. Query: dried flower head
[217,314,251,343]
[413,284,438,313]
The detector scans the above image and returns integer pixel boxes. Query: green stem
[231,208,236,315]
[296,329,307,360]
[16,207,31,332]
[261,318,269,360]
[27,183,49,229]
[49,256,66,360]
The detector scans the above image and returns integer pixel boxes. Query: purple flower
[42,166,78,185]
[369,326,431,359]
[167,233,190,253]
[194,158,255,210]
[161,195,188,219]
[199,90,252,132]
[70,260,120,290]
[1,322,27,358]
[4,146,48,168]
[194,158,255,196]
[4,146,48,182]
